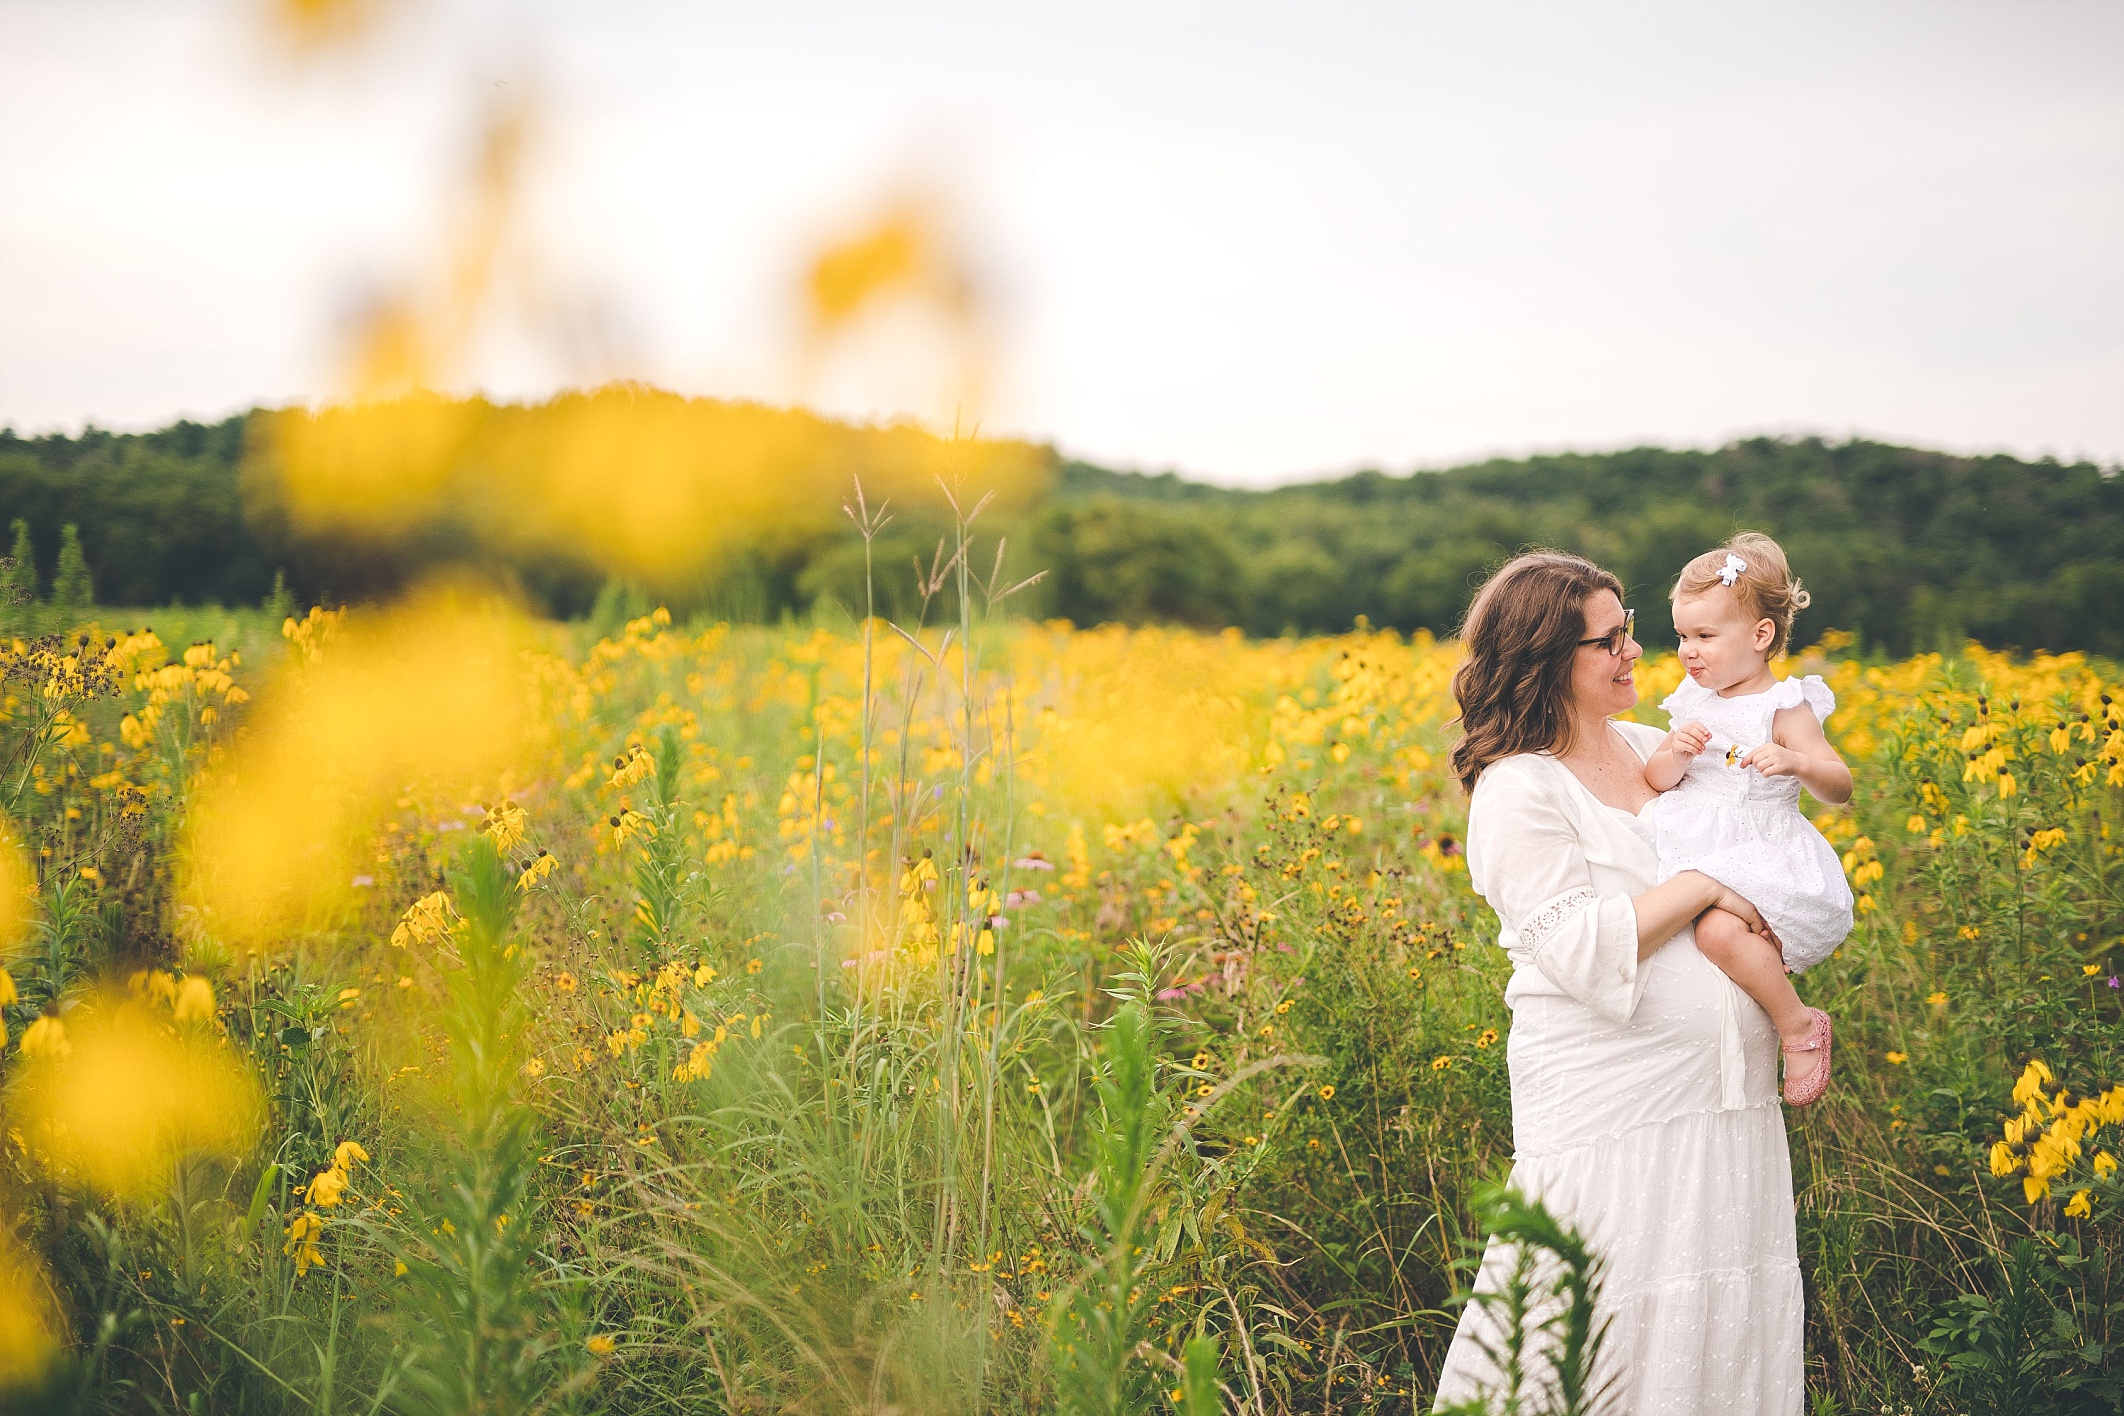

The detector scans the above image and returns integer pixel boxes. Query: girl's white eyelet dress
[1652,675,1854,972]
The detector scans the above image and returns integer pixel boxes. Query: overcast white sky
[2,0,2119,483]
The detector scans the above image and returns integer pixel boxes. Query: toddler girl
[1643,532,1854,1106]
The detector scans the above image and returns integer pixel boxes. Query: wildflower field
[1,579,2120,1413]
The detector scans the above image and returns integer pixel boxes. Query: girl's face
[1673,591,1776,692]
[1570,590,1642,720]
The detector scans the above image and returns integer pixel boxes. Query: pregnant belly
[1505,933,1781,1160]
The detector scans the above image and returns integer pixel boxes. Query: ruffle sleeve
[1466,756,1650,1023]
[1770,674,1835,723]
[1658,676,1709,724]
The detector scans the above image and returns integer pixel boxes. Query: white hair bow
[1717,553,1747,587]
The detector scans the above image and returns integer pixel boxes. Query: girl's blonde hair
[1672,531,1812,657]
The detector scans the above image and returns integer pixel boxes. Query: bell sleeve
[1465,757,1650,1023]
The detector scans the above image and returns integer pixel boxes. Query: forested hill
[2,407,2119,656]
[1044,440,2124,654]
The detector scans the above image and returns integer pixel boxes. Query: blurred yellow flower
[20,1017,68,1060]
[333,1140,370,1171]
[586,1334,616,1356]
[172,976,215,1024]
[485,799,528,853]
[10,998,263,1202]
[1318,1085,1335,1101]
[1885,1052,1908,1064]
[177,591,533,953]
[2063,1189,2092,1219]
[0,1226,64,1388]
[1924,991,1947,1006]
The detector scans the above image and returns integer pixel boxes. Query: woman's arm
[1630,870,1737,960]
[1741,704,1853,805]
[1469,757,1732,1022]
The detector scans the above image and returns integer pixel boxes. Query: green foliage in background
[4,408,2120,656]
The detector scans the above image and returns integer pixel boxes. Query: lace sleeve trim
[1517,886,1598,953]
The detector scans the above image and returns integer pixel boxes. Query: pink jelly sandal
[1781,1008,1833,1107]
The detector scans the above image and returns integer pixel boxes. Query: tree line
[3,400,2119,655]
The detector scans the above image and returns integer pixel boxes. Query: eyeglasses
[1576,607,1635,657]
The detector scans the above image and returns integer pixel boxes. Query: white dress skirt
[1432,720,1804,1414]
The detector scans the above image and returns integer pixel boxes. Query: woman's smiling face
[1570,590,1641,720]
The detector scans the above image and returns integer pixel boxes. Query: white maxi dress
[1432,720,1804,1414]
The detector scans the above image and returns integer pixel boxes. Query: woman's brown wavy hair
[1449,550,1626,793]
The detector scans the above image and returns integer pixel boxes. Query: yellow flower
[746,958,763,975]
[391,891,456,950]
[305,1167,348,1207]
[1904,814,1926,833]
[555,972,577,993]
[1475,1028,1499,1048]
[1925,991,1947,1006]
[2023,1175,2050,1204]
[285,1213,325,1276]
[586,1334,616,1356]
[2063,1190,2092,1219]
[1431,1055,1453,1071]
[333,1140,370,1171]
[0,968,16,1006]
[2012,1059,2054,1107]
[1318,1085,1335,1100]
[2085,964,2103,977]
[1885,1052,1908,1064]
[2094,1151,2117,1179]
[172,976,215,1024]
[608,747,654,790]
[517,850,557,891]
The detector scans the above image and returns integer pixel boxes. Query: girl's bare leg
[1695,906,1820,1091]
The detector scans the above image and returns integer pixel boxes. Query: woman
[1431,552,1803,1413]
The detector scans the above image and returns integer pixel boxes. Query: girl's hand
[1664,722,1712,758]
[1710,887,1768,935]
[1738,743,1800,778]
